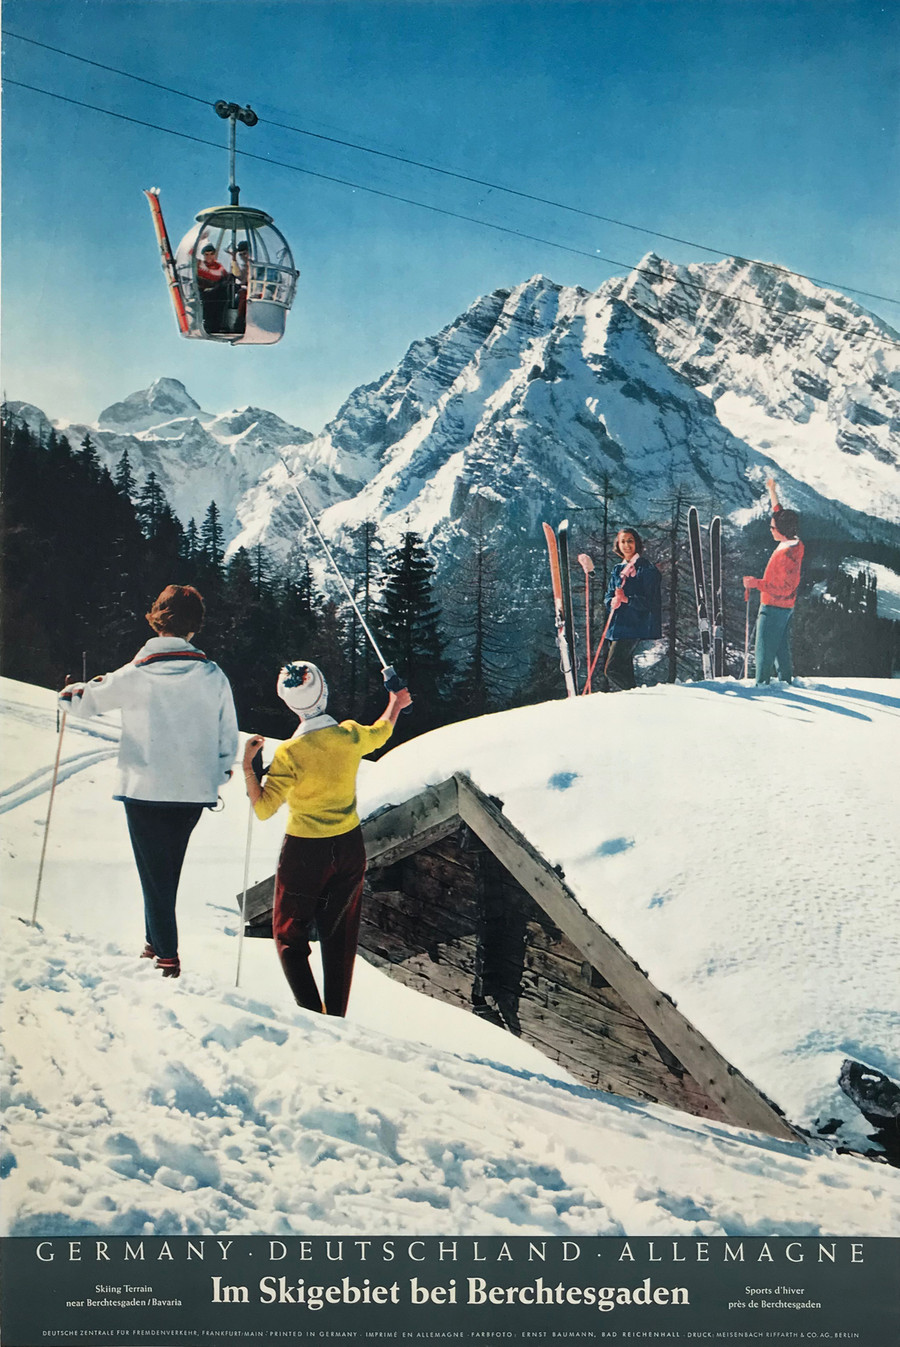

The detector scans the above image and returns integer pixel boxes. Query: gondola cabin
[174,206,298,344]
[144,100,298,347]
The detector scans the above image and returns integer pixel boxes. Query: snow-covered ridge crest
[620,253,900,521]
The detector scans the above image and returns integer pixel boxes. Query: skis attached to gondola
[144,188,190,334]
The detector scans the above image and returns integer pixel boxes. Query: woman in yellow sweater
[242,661,411,1017]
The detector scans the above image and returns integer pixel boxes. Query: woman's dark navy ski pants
[123,801,203,960]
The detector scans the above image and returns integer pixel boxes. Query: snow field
[359,678,900,1138]
[4,909,898,1240]
[2,677,900,1239]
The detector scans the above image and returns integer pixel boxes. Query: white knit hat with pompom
[276,661,328,719]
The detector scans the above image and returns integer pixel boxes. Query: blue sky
[3,0,898,433]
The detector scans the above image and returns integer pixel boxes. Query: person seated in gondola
[226,240,250,333]
[197,242,230,333]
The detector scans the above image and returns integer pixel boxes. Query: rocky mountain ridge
[7,257,900,601]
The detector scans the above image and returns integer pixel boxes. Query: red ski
[542,522,577,698]
[143,188,190,335]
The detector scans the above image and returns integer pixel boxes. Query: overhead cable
[5,76,900,352]
[4,25,898,309]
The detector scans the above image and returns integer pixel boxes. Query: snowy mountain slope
[4,378,314,539]
[359,678,900,1150]
[230,256,900,582]
[2,678,899,1239]
[7,254,899,606]
[619,254,900,526]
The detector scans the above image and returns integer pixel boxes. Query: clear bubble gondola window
[144,101,298,347]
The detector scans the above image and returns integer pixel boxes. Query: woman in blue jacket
[603,528,662,692]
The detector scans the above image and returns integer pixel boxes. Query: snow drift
[2,676,899,1238]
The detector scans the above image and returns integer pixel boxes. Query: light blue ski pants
[755,604,795,684]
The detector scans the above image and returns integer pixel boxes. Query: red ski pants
[272,827,366,1018]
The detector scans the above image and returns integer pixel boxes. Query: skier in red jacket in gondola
[197,242,230,333]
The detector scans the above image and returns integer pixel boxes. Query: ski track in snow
[0,748,120,814]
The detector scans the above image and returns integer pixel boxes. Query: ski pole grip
[249,747,265,784]
[383,665,413,715]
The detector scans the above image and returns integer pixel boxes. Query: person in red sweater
[197,242,230,333]
[743,478,804,685]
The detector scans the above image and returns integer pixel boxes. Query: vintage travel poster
[1,2,898,1344]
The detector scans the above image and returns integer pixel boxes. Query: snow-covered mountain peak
[610,252,900,521]
[4,380,315,544]
[207,406,313,449]
[97,377,208,432]
[229,252,900,587]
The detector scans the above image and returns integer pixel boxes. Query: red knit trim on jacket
[133,651,210,667]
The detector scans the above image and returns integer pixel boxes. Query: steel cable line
[5,24,899,310]
[1,28,212,106]
[6,76,900,352]
[257,122,900,311]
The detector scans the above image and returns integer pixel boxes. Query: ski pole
[32,678,72,926]
[577,554,594,693]
[278,456,408,701]
[584,607,616,691]
[235,797,254,988]
[743,588,751,680]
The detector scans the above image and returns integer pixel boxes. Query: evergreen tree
[252,541,271,599]
[344,520,384,712]
[134,472,184,593]
[77,433,102,483]
[446,500,510,717]
[376,531,447,729]
[114,448,137,500]
[199,501,225,571]
[135,472,169,539]
[182,518,199,567]
[192,501,225,604]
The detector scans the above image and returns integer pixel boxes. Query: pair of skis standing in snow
[543,520,663,696]
[544,478,803,692]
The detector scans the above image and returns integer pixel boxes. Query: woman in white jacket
[61,585,239,978]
